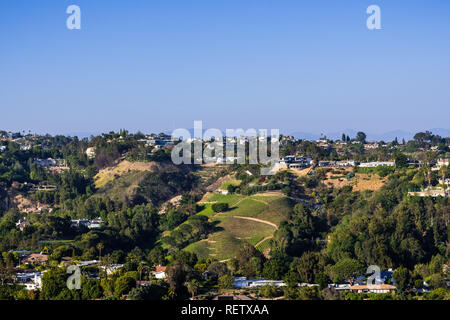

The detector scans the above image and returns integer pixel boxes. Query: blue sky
[1,0,449,136]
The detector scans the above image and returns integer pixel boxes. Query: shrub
[212,203,229,213]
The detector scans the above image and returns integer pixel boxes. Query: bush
[212,203,229,213]
[114,276,136,297]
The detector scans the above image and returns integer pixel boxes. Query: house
[86,147,97,159]
[318,161,336,167]
[152,266,167,279]
[318,160,355,167]
[71,218,104,229]
[210,295,257,300]
[15,218,31,231]
[16,271,44,290]
[315,138,329,148]
[20,144,32,151]
[358,161,395,168]
[349,284,397,294]
[278,155,312,169]
[88,218,104,229]
[336,160,356,167]
[77,260,99,267]
[233,277,286,288]
[364,143,379,150]
[408,189,448,197]
[34,158,57,167]
[100,264,124,275]
[8,249,31,257]
[22,253,48,265]
[327,284,351,291]
[436,158,450,169]
[71,219,91,228]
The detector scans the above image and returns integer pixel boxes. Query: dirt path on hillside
[232,216,278,230]
[249,198,269,205]
[254,235,273,247]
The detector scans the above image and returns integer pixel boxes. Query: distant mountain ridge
[288,128,450,142]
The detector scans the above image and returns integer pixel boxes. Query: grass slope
[184,193,292,260]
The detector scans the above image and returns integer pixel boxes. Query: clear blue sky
[1,0,449,136]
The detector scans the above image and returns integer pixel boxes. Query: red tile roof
[155,266,166,273]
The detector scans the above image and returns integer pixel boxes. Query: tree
[206,261,228,280]
[294,252,322,283]
[0,254,14,285]
[218,274,234,289]
[114,276,136,298]
[235,242,265,277]
[81,279,103,300]
[393,267,410,292]
[211,203,229,213]
[148,247,167,266]
[262,257,289,280]
[171,251,197,267]
[137,263,152,281]
[96,242,104,262]
[185,279,200,299]
[41,268,68,300]
[394,153,408,168]
[356,132,367,144]
[329,258,365,284]
[429,273,446,289]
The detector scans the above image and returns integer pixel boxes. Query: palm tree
[137,263,150,281]
[185,279,200,300]
[100,253,113,279]
[96,243,104,262]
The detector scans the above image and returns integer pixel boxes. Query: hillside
[94,160,196,206]
[183,193,293,260]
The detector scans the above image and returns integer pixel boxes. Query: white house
[358,161,395,168]
[436,158,450,169]
[233,277,286,288]
[16,271,44,290]
[86,147,97,159]
[152,266,167,279]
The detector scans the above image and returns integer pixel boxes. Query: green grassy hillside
[184,193,293,260]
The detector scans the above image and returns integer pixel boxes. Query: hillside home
[358,161,395,168]
[86,147,97,159]
[152,266,167,279]
[233,277,286,288]
[349,284,397,294]
[22,253,48,265]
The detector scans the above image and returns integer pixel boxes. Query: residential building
[100,264,124,275]
[15,218,31,231]
[86,147,97,159]
[34,158,57,167]
[233,277,286,288]
[22,253,48,265]
[358,161,395,168]
[349,284,397,294]
[71,218,104,229]
[16,271,44,290]
[436,158,450,169]
[152,266,167,279]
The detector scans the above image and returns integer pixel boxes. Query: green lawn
[220,178,242,190]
